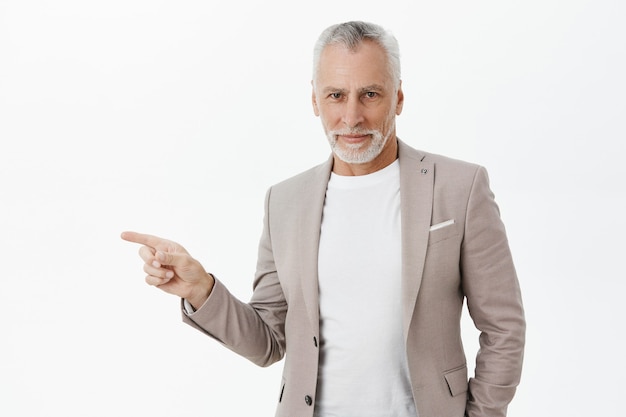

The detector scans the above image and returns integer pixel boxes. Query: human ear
[311,81,320,116]
[395,81,404,115]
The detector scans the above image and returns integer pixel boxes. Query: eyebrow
[359,84,385,93]
[322,84,386,95]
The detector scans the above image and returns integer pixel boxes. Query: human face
[312,40,404,175]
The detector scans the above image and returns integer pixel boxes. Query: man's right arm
[121,189,288,367]
[179,188,288,367]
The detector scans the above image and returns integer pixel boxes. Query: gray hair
[312,21,401,88]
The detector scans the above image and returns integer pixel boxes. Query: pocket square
[429,219,455,231]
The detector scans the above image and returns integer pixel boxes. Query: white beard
[326,119,395,164]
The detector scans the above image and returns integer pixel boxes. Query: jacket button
[305,395,313,406]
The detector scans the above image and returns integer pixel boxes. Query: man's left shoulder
[398,140,482,177]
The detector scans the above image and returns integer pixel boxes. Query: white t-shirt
[314,160,417,417]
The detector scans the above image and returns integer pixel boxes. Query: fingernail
[152,261,161,268]
[165,271,174,279]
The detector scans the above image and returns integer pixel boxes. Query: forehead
[316,41,392,89]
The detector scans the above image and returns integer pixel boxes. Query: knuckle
[138,245,154,261]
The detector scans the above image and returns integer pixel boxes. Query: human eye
[328,92,343,100]
[364,91,378,99]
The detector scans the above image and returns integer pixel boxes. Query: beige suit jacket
[183,140,525,417]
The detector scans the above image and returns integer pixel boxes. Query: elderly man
[122,21,525,417]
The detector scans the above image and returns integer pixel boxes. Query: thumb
[154,249,206,285]
[155,250,189,268]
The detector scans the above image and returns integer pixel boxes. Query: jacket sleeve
[461,166,526,417]
[181,187,287,367]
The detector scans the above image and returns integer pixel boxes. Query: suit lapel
[298,156,333,331]
[398,140,433,340]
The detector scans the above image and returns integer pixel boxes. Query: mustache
[328,128,379,136]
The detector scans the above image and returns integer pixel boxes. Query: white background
[1,0,624,416]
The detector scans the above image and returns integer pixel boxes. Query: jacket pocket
[428,221,459,246]
[444,364,468,397]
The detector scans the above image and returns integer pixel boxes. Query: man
[122,21,525,417]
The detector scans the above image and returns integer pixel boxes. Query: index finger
[120,231,166,249]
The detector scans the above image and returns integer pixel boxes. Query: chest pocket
[428,220,459,245]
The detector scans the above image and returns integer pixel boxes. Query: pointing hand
[121,231,214,310]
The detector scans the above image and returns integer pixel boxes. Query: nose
[342,96,364,129]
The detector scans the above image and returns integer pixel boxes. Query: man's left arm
[461,166,526,417]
